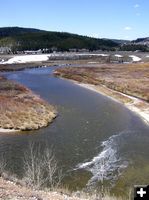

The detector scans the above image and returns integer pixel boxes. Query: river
[1,66,149,196]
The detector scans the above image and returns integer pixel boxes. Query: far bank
[54,63,149,125]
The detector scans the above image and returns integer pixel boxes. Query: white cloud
[134,4,140,8]
[124,26,132,31]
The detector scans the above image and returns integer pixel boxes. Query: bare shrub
[23,142,63,189]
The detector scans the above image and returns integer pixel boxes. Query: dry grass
[0,76,57,131]
[54,63,149,102]
[0,176,126,200]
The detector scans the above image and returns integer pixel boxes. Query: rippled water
[1,66,149,195]
[76,131,129,185]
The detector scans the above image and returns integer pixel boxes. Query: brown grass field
[54,63,149,103]
[0,76,56,131]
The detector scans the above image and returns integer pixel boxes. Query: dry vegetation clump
[23,142,63,190]
[0,176,125,200]
[54,63,149,102]
[0,76,57,131]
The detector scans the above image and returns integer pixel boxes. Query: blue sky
[0,0,148,40]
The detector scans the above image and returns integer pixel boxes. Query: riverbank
[0,176,123,200]
[0,128,19,133]
[76,82,149,125]
[54,63,149,125]
[0,76,57,132]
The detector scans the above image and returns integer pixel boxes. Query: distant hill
[132,37,149,45]
[110,39,130,44]
[0,27,46,38]
[0,27,119,52]
[119,37,149,52]
[103,38,130,44]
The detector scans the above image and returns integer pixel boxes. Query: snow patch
[97,54,109,57]
[114,54,123,58]
[1,54,51,64]
[129,55,141,62]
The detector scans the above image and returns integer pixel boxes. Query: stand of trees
[120,44,149,52]
[0,27,119,52]
[1,27,149,53]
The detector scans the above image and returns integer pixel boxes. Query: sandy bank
[0,128,19,133]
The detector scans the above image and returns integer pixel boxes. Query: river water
[1,66,149,196]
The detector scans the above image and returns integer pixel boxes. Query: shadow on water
[1,66,149,196]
